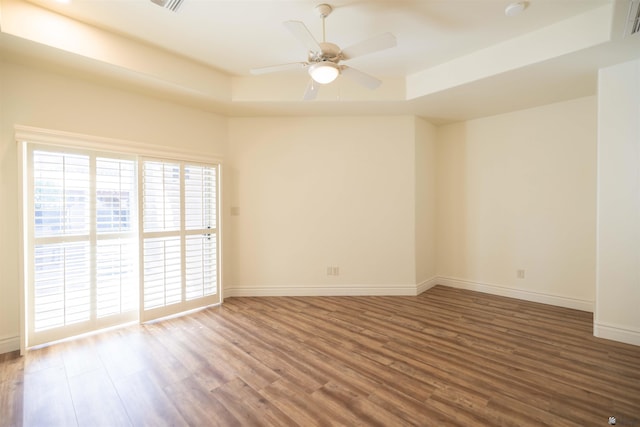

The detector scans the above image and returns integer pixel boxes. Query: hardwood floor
[1,285,639,426]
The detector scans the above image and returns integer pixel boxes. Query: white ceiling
[21,0,611,76]
[2,0,640,122]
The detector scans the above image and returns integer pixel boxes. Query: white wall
[595,59,640,346]
[226,115,427,296]
[0,60,227,353]
[436,97,597,311]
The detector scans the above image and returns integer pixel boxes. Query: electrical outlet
[327,266,340,276]
[517,269,525,279]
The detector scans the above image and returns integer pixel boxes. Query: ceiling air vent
[625,0,640,37]
[150,0,184,12]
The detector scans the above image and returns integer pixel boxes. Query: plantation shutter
[95,158,138,318]
[21,127,222,349]
[29,148,137,346]
[184,164,218,300]
[32,151,91,335]
[140,159,219,321]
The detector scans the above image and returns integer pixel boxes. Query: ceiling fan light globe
[309,62,340,84]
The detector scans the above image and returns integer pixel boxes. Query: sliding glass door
[25,146,219,347]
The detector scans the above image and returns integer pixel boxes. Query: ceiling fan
[250,3,397,100]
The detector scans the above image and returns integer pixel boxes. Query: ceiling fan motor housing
[309,42,342,63]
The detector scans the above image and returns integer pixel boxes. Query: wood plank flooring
[1,285,639,426]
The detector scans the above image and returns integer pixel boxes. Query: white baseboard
[594,321,640,346]
[224,283,423,298]
[437,276,595,312]
[416,276,438,295]
[0,336,20,355]
[222,276,595,313]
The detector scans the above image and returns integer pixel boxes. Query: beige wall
[596,59,640,346]
[226,115,427,296]
[1,57,619,351]
[414,117,437,287]
[436,97,597,310]
[0,60,227,352]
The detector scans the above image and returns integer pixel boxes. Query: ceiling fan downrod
[314,3,333,43]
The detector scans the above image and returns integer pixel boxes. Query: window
[23,138,220,348]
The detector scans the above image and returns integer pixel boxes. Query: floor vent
[150,0,184,12]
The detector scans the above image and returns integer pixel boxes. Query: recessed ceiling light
[505,1,528,17]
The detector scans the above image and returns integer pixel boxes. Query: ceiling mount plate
[314,4,333,18]
[504,1,528,17]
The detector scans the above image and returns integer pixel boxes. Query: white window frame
[16,125,223,354]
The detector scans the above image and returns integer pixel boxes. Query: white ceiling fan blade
[341,32,397,60]
[340,66,382,90]
[284,20,322,53]
[250,62,308,75]
[303,79,319,101]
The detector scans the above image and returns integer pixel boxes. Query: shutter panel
[96,239,137,317]
[185,164,217,230]
[34,151,90,238]
[184,164,218,300]
[185,233,217,300]
[29,149,137,346]
[143,236,182,310]
[141,160,183,314]
[33,242,90,330]
[143,161,181,232]
[141,160,219,321]
[32,151,91,333]
[96,158,138,319]
[96,158,136,233]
